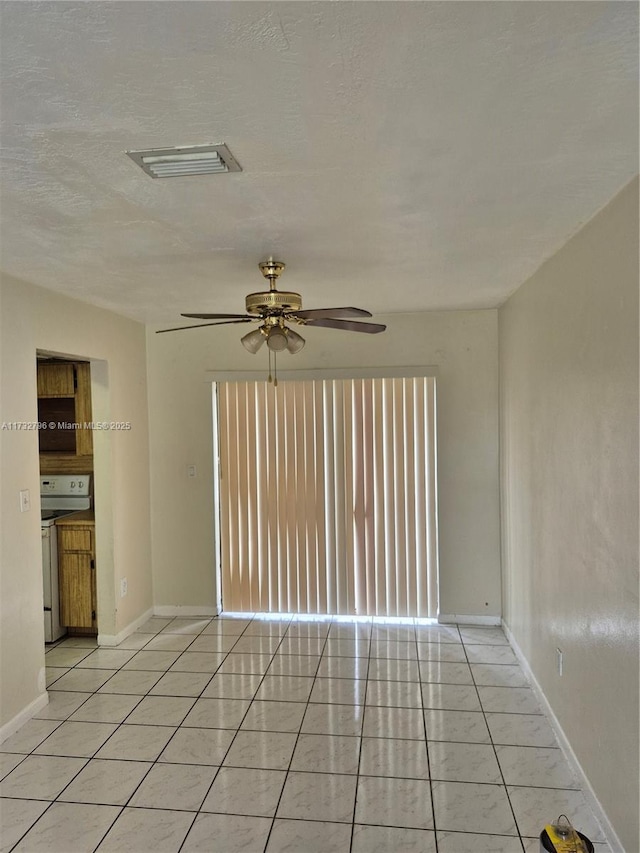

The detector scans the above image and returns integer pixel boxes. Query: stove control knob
[70,481,76,489]
[78,480,84,489]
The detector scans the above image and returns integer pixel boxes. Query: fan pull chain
[267,350,278,386]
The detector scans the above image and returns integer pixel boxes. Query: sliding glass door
[216,376,438,618]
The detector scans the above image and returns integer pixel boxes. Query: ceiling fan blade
[181,313,253,320]
[156,319,254,334]
[293,307,372,320]
[303,318,386,334]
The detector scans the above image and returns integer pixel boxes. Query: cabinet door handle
[90,559,95,569]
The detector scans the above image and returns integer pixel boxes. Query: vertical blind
[217,377,438,618]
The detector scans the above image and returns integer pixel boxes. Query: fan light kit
[158,259,386,384]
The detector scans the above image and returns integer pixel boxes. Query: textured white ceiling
[0,1,637,324]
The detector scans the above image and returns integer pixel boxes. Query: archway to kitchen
[36,351,117,648]
[212,370,439,619]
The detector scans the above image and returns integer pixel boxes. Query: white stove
[40,475,92,641]
[41,509,84,525]
[41,475,92,518]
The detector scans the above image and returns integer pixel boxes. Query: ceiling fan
[157,259,386,361]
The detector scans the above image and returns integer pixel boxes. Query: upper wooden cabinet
[37,361,76,397]
[74,364,93,457]
[37,361,93,458]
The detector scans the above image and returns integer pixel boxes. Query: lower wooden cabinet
[57,523,96,630]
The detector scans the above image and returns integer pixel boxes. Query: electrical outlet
[19,489,31,512]
[556,647,563,676]
[188,465,196,478]
[120,578,128,598]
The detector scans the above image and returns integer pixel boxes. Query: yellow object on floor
[542,818,589,853]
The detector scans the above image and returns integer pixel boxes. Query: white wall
[0,275,152,731]
[147,308,501,620]
[499,178,639,851]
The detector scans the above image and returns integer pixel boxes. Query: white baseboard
[502,621,624,853]
[99,605,220,645]
[438,614,501,626]
[153,605,219,618]
[98,606,154,647]
[0,691,49,745]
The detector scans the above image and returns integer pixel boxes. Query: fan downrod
[246,259,302,316]
[258,259,286,286]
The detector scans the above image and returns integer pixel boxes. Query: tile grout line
[461,626,527,853]
[173,613,294,852]
[106,621,228,811]
[111,617,272,853]
[261,613,333,852]
[420,622,463,853]
[348,616,373,853]
[87,615,227,852]
[8,630,152,853]
[7,633,157,853]
[18,616,233,852]
[173,616,257,853]
[57,616,212,852]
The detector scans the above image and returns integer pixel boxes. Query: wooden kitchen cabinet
[37,361,93,461]
[57,521,96,630]
[37,362,76,397]
[74,364,93,456]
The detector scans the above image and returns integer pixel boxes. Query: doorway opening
[214,376,438,618]
[36,352,97,646]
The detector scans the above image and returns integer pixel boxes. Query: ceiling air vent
[126,143,241,178]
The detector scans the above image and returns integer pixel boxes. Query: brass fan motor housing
[246,259,302,315]
[245,289,302,315]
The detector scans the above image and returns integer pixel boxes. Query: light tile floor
[1,616,611,853]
